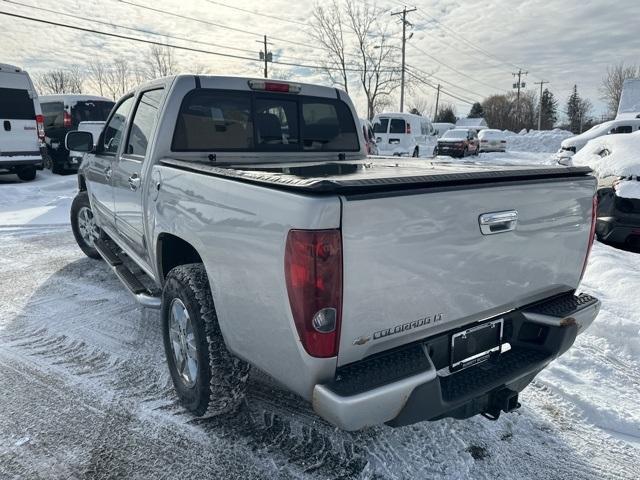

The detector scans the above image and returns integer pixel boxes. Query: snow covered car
[40,94,115,173]
[571,130,640,248]
[559,118,640,154]
[478,129,507,152]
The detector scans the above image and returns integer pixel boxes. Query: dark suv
[40,94,114,173]
[596,177,640,250]
[437,128,480,157]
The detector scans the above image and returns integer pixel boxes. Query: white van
[0,63,43,181]
[560,118,640,153]
[372,112,438,157]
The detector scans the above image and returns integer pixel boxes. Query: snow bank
[505,129,574,153]
[572,130,640,178]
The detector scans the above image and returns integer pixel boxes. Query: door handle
[128,174,141,191]
[479,210,518,235]
[104,166,112,180]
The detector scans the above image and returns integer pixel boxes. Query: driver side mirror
[65,131,94,153]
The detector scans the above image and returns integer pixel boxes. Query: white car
[478,129,507,152]
[559,118,640,153]
[372,112,438,157]
[0,63,44,181]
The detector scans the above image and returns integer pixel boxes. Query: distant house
[455,118,489,131]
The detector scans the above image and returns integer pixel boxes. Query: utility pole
[391,6,416,112]
[434,84,441,121]
[512,69,528,124]
[534,80,550,130]
[257,35,272,78]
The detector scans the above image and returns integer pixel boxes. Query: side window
[612,125,632,134]
[125,89,164,158]
[103,96,134,155]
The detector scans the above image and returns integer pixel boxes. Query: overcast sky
[2,0,639,120]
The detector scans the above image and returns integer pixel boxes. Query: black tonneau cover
[160,157,593,194]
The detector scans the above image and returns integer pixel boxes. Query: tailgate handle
[3,121,10,131]
[479,210,518,235]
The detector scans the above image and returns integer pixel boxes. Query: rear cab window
[172,90,359,152]
[0,87,35,120]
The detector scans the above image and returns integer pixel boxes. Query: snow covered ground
[1,159,639,479]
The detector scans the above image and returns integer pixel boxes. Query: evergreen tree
[468,102,484,118]
[435,105,457,124]
[565,85,592,134]
[539,88,558,130]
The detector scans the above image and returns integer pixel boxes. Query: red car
[436,129,480,157]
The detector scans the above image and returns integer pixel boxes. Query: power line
[404,68,477,105]
[202,0,308,27]
[407,42,506,94]
[117,0,330,54]
[405,64,485,101]
[0,10,397,74]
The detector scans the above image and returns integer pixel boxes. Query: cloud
[1,0,637,118]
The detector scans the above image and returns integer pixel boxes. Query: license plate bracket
[450,319,503,372]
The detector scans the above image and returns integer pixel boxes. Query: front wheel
[162,264,250,417]
[70,191,101,259]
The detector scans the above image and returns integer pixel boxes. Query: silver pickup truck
[66,75,601,431]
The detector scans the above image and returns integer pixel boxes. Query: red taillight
[35,114,45,140]
[284,229,342,358]
[579,195,598,283]
[63,111,72,128]
[406,123,411,134]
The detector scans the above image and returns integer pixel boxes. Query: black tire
[162,263,250,417]
[412,147,419,158]
[70,191,101,259]
[17,166,37,181]
[52,161,64,175]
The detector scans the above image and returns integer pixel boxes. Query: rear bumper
[596,216,640,245]
[437,145,465,156]
[312,293,600,430]
[0,154,43,168]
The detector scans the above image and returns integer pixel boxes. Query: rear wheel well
[157,234,203,281]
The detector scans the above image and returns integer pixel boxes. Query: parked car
[559,118,640,154]
[437,128,480,157]
[478,129,507,152]
[432,122,455,138]
[66,75,600,431]
[372,112,437,157]
[40,94,115,173]
[359,117,378,155]
[0,63,44,181]
[569,130,640,249]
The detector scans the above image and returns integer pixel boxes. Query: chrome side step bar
[95,238,161,310]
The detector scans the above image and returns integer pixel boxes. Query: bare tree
[600,62,640,117]
[103,59,134,99]
[145,44,178,80]
[36,69,83,94]
[86,61,107,97]
[346,0,400,119]
[311,0,350,93]
[408,96,429,116]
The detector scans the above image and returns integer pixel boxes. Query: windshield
[442,130,468,139]
[172,90,359,152]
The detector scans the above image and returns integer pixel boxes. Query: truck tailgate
[338,176,596,366]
